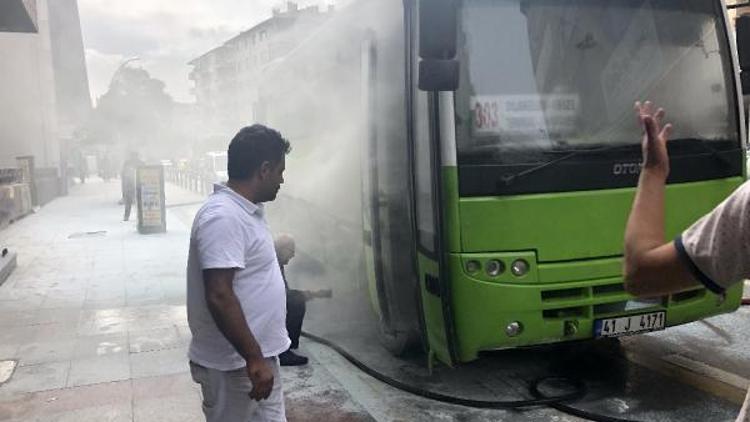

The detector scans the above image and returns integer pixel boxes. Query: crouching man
[274,233,332,366]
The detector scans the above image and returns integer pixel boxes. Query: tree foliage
[84,67,175,149]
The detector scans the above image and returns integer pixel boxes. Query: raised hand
[635,101,673,179]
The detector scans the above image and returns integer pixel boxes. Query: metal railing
[164,167,216,196]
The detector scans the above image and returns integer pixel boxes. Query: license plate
[594,311,666,338]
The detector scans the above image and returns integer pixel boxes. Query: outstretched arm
[623,102,699,297]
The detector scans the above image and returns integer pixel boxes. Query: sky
[78,0,336,104]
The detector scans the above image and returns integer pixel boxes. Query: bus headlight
[465,260,481,274]
[486,260,505,277]
[511,259,529,277]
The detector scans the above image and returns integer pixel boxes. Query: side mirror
[419,0,457,59]
[742,72,750,96]
[737,15,750,70]
[737,16,750,95]
[418,59,459,91]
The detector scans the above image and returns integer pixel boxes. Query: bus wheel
[378,322,422,357]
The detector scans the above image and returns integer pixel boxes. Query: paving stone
[128,327,182,353]
[133,393,202,422]
[31,323,78,343]
[0,361,68,394]
[125,283,166,307]
[127,305,187,331]
[3,403,133,422]
[67,354,130,387]
[0,344,19,362]
[46,402,133,422]
[73,333,129,359]
[76,312,129,336]
[30,308,81,326]
[130,347,189,379]
[0,310,37,328]
[0,327,32,346]
[0,295,44,312]
[0,378,132,420]
[17,340,76,366]
[131,371,199,399]
[82,298,127,310]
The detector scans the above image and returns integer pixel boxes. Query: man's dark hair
[227,124,291,180]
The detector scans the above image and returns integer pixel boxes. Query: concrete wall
[47,0,91,138]
[0,0,60,171]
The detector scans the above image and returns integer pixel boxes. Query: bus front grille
[540,280,671,320]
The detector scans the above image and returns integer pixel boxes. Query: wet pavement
[0,180,374,422]
[0,180,581,421]
[0,179,747,421]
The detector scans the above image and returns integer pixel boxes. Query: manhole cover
[68,231,107,239]
[0,360,17,384]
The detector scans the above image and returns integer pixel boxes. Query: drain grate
[68,231,108,239]
[0,360,17,385]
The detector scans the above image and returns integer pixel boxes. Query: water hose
[301,331,645,422]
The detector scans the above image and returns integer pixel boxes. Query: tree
[85,66,175,151]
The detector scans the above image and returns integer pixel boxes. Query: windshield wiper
[499,138,738,187]
[499,144,637,186]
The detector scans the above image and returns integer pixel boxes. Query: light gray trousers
[190,357,286,422]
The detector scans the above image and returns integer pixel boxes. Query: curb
[624,349,749,405]
[0,250,17,287]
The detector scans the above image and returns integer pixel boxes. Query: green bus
[259,0,746,366]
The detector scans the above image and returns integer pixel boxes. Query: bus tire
[378,322,422,357]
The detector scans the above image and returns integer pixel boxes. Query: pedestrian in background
[121,152,142,221]
[187,125,291,422]
[73,147,88,184]
[623,101,750,422]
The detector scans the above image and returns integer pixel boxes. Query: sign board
[471,94,579,138]
[136,166,166,234]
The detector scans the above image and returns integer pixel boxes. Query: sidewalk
[0,179,584,422]
[0,180,374,422]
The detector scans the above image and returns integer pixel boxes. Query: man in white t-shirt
[186,124,291,422]
[624,101,749,422]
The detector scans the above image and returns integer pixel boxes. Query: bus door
[411,87,458,367]
[409,0,458,365]
[360,36,391,327]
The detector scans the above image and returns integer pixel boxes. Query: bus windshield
[454,0,741,194]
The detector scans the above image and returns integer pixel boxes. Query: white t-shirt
[674,180,750,422]
[676,180,750,294]
[187,184,290,371]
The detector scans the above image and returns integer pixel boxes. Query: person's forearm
[625,169,667,268]
[207,291,264,362]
